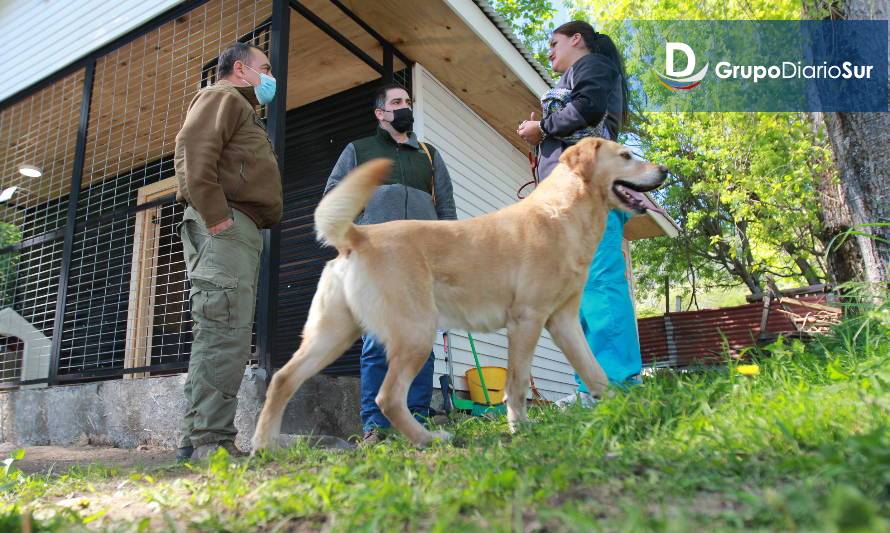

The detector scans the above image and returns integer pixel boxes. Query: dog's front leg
[505,316,546,432]
[546,310,608,398]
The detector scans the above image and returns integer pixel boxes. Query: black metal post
[383,42,394,83]
[47,59,95,385]
[256,0,290,379]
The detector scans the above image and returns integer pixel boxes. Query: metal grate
[150,201,191,367]
[0,335,24,385]
[0,69,83,385]
[2,0,412,385]
[52,0,272,379]
[393,67,411,92]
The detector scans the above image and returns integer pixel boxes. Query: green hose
[466,332,493,405]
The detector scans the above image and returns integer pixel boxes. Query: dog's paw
[507,418,532,434]
[431,430,453,443]
[250,433,277,455]
[417,430,453,448]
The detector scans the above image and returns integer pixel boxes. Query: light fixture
[0,186,18,203]
[18,164,42,178]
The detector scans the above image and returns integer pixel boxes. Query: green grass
[2,296,888,532]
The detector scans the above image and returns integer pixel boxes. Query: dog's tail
[315,158,392,249]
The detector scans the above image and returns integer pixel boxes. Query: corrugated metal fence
[638,295,830,367]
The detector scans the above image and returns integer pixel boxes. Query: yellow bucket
[465,366,507,404]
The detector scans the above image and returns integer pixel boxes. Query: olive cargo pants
[178,206,262,448]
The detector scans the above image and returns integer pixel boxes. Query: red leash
[517,150,539,200]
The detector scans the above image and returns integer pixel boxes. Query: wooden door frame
[124,177,178,378]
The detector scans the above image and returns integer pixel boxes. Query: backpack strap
[418,141,436,205]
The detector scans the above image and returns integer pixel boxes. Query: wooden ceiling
[81,0,275,191]
[0,69,83,220]
[286,0,407,108]
[339,0,542,153]
[625,211,677,241]
[0,0,680,243]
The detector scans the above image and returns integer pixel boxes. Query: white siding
[413,64,576,400]
[0,0,185,102]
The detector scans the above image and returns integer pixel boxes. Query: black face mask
[386,107,414,133]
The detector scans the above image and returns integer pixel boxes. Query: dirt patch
[0,442,177,474]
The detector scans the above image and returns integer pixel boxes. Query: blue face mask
[244,64,276,105]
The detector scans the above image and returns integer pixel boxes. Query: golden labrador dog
[252,137,667,449]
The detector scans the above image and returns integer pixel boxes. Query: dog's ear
[559,137,601,181]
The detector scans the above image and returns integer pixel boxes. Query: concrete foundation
[0,368,365,451]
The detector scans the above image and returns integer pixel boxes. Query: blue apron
[575,209,642,391]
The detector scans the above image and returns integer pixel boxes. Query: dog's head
[559,137,667,213]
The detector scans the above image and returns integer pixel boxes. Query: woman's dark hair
[553,21,629,130]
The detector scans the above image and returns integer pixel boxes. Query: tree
[632,112,832,300]
[810,0,890,286]
[491,0,559,74]
[809,112,866,286]
[497,0,883,302]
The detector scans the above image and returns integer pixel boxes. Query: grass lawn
[2,299,888,532]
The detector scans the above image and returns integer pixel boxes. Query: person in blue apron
[517,21,640,407]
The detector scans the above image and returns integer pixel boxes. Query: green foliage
[491,0,559,77]
[632,111,834,299]
[0,449,90,532]
[0,222,21,308]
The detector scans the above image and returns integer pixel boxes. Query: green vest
[352,126,435,196]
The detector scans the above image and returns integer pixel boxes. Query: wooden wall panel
[0,70,83,215]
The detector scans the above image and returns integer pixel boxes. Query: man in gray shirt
[324,83,456,444]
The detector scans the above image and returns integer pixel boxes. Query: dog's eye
[621,152,632,160]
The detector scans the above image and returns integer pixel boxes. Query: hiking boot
[555,391,598,409]
[192,440,247,460]
[176,445,194,463]
[359,428,386,447]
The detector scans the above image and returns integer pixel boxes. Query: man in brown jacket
[174,42,282,460]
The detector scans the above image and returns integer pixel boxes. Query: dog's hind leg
[251,267,360,453]
[375,334,448,447]
[546,299,609,398]
[505,315,546,432]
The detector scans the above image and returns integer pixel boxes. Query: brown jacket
[174,80,282,229]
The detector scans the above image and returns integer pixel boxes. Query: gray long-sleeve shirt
[323,133,457,224]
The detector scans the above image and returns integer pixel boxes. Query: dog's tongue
[615,184,649,210]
